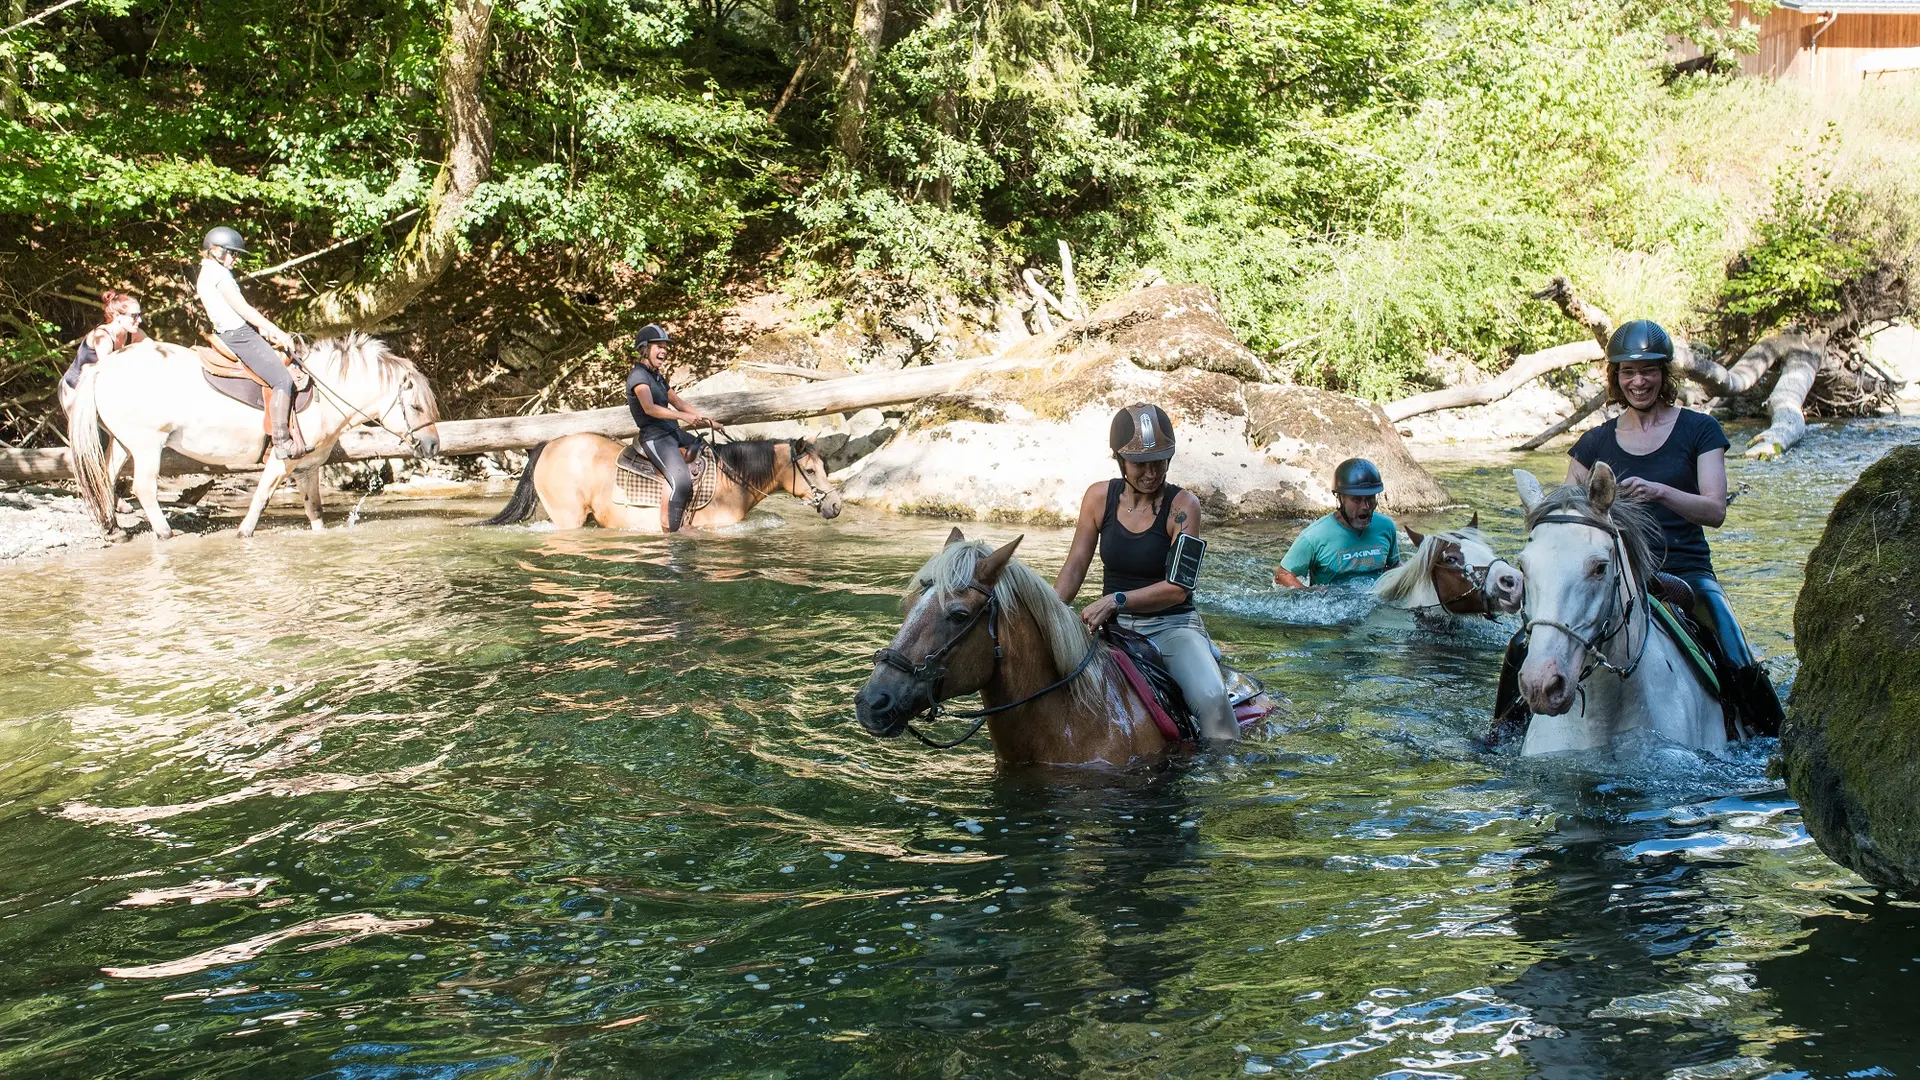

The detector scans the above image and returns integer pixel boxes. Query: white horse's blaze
[1510,468,1725,757]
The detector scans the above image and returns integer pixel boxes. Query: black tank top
[61,340,100,388]
[1098,478,1192,615]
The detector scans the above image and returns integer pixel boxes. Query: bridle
[714,435,835,509]
[297,338,433,457]
[1518,513,1652,682]
[1422,541,1500,618]
[872,581,1099,749]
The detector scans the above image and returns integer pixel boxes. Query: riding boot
[1483,629,1532,750]
[1681,572,1784,738]
[269,388,301,460]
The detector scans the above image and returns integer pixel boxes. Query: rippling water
[3,418,1917,1080]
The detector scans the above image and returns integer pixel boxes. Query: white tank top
[196,259,247,333]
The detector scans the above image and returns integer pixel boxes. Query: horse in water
[481,431,842,531]
[1372,512,1524,621]
[1507,464,1725,756]
[856,529,1185,767]
[67,335,440,539]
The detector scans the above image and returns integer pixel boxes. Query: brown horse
[854,529,1176,767]
[482,432,843,531]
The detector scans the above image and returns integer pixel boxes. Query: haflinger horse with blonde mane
[1505,463,1726,756]
[67,335,441,539]
[480,432,842,532]
[855,529,1273,767]
[1372,511,1524,621]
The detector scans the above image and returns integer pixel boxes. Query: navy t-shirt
[1570,409,1731,576]
[625,362,679,439]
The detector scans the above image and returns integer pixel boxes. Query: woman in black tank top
[58,290,146,410]
[1053,404,1236,742]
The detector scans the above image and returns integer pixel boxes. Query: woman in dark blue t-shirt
[1565,320,1782,734]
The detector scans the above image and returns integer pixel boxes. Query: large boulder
[1781,443,1920,890]
[838,285,1449,522]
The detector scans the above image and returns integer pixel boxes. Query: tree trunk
[1745,332,1826,459]
[1513,389,1607,451]
[1,0,24,118]
[1383,341,1601,423]
[304,0,494,331]
[835,0,886,161]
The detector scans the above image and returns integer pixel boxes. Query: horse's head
[307,334,443,458]
[787,440,842,519]
[1404,511,1524,616]
[855,529,1022,737]
[1512,464,1655,715]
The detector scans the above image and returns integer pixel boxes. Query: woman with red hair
[58,290,147,410]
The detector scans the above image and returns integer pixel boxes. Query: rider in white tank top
[196,259,247,333]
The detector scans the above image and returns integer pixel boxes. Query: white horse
[67,335,441,539]
[1510,464,1725,756]
[1373,512,1524,620]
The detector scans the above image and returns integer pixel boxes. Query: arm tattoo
[1172,510,1188,526]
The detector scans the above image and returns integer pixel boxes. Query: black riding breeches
[1678,572,1784,735]
[1677,573,1754,669]
[639,430,698,531]
[221,326,294,437]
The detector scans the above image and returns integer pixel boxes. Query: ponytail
[101,290,140,320]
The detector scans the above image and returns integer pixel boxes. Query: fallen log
[1512,389,1607,452]
[1746,332,1825,459]
[0,350,1028,483]
[1383,341,1600,423]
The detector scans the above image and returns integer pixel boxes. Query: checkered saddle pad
[613,440,721,510]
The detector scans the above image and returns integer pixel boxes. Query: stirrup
[272,437,301,460]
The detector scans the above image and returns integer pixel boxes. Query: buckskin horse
[854,529,1272,767]
[67,335,441,539]
[1372,512,1525,622]
[1505,464,1726,756]
[479,431,842,532]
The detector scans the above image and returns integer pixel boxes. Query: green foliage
[1719,139,1873,337]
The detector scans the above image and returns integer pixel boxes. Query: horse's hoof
[310,521,326,533]
[154,529,174,541]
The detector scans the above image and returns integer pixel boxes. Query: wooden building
[1727,0,1920,95]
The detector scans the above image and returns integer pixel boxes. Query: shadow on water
[1756,895,1920,1077]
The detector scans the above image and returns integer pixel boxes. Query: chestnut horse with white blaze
[66,335,441,539]
[1509,463,1725,756]
[855,530,1176,767]
[1372,511,1525,620]
[481,431,842,531]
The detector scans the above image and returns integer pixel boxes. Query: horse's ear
[1467,510,1479,530]
[975,535,1024,588]
[1405,524,1425,548]
[1588,461,1617,515]
[945,526,966,547]
[1514,470,1546,512]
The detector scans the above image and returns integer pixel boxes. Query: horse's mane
[714,439,803,489]
[1374,526,1494,603]
[903,540,1106,712]
[1525,485,1659,583]
[305,332,440,420]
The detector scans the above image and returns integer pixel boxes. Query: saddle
[1101,625,1275,741]
[612,440,722,511]
[196,337,314,459]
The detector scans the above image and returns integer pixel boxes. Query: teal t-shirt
[1280,511,1400,585]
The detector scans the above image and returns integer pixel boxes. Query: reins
[1520,512,1653,682]
[710,432,833,508]
[295,339,430,457]
[872,582,1101,749]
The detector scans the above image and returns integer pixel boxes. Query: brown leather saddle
[612,440,721,510]
[197,336,314,459]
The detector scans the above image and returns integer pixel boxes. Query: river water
[2,418,1915,1080]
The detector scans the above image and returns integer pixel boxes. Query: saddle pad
[612,441,720,511]
[1649,595,1721,698]
[1108,646,1188,742]
[201,370,315,414]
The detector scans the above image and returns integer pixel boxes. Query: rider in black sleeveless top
[624,324,724,532]
[1054,403,1236,743]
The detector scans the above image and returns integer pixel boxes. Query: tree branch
[1,0,84,36]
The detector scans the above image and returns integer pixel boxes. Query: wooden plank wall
[1726,3,1920,95]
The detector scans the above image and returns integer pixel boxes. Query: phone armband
[1166,533,1206,592]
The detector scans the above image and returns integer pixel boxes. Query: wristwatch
[1114,592,1128,612]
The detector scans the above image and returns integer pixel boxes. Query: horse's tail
[477,441,546,526]
[66,368,119,536]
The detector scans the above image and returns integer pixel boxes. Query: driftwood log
[1383,341,1600,423]
[0,349,1030,484]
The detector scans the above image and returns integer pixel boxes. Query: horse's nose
[416,431,441,459]
[854,685,894,729]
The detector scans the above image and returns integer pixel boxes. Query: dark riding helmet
[1333,457,1384,496]
[1607,319,1674,364]
[202,226,248,255]
[633,324,675,348]
[1110,403,1176,463]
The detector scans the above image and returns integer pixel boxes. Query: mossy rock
[1781,442,1920,891]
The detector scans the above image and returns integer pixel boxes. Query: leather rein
[1519,512,1653,682]
[873,582,1100,749]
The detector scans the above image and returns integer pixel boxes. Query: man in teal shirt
[1274,458,1401,586]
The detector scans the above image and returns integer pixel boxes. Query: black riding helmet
[1110,403,1176,463]
[634,323,675,348]
[1607,319,1674,364]
[202,226,247,255]
[1333,457,1384,496]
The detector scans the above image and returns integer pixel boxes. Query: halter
[1519,512,1652,682]
[872,582,1100,749]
